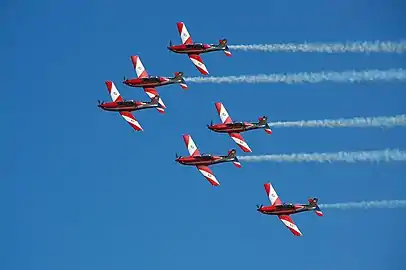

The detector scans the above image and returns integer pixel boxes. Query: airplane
[207,102,273,152]
[175,134,241,186]
[122,56,170,113]
[98,81,163,131]
[123,57,188,90]
[167,22,232,75]
[256,183,323,236]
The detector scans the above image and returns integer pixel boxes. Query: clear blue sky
[4,1,406,270]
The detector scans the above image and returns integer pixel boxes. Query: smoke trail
[228,40,406,53]
[184,69,406,84]
[237,149,406,163]
[270,115,406,128]
[319,200,406,209]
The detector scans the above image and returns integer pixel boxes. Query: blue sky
[4,1,406,269]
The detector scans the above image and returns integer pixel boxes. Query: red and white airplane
[98,81,163,131]
[167,22,232,75]
[122,56,168,113]
[207,102,272,152]
[175,134,241,186]
[123,55,188,90]
[257,183,323,236]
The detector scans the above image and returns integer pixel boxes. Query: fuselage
[257,204,316,216]
[123,76,179,88]
[168,43,224,54]
[176,155,234,166]
[208,122,266,133]
[98,101,157,112]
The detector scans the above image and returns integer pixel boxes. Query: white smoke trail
[184,69,406,84]
[228,40,406,53]
[270,115,406,128]
[237,149,406,163]
[319,200,406,209]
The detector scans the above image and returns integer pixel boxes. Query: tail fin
[258,116,268,125]
[174,71,184,79]
[308,198,323,216]
[174,72,188,90]
[154,96,166,113]
[150,95,160,105]
[219,39,232,57]
[228,149,236,158]
[259,116,272,134]
[144,88,166,114]
[228,149,241,168]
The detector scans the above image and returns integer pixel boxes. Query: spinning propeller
[256,204,263,209]
[98,100,105,105]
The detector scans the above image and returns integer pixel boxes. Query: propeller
[169,40,173,47]
[98,100,104,105]
[123,76,127,81]
[256,204,263,209]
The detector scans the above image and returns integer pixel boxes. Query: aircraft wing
[263,183,282,206]
[182,134,201,156]
[177,22,193,45]
[143,87,166,114]
[188,54,209,75]
[229,133,252,152]
[119,111,143,131]
[215,102,233,124]
[196,165,220,186]
[105,81,124,102]
[131,55,148,78]
[278,215,303,236]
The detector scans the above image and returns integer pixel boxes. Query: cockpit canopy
[226,122,244,127]
[117,100,135,106]
[197,153,213,159]
[143,76,161,81]
[276,203,295,208]
[186,43,205,49]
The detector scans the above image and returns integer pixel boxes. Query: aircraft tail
[308,198,323,216]
[219,39,232,56]
[259,116,272,134]
[228,149,241,168]
[150,95,160,105]
[152,95,165,114]
[174,72,188,90]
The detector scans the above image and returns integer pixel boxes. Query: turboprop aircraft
[98,81,163,131]
[207,102,272,152]
[167,22,231,75]
[257,183,323,236]
[175,134,241,186]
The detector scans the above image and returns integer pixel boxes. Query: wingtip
[105,81,113,92]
